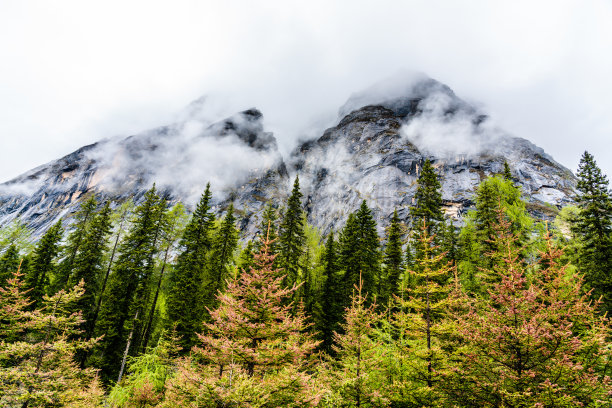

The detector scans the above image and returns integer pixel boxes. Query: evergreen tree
[237,240,255,275]
[166,184,215,349]
[502,160,512,181]
[69,202,112,338]
[278,176,306,288]
[381,209,404,305]
[53,196,98,292]
[165,230,320,407]
[319,233,343,352]
[93,186,164,380]
[205,203,239,308]
[410,159,443,235]
[339,201,381,303]
[0,244,20,286]
[24,221,63,308]
[572,151,612,313]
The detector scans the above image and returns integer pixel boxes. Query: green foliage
[24,220,63,308]
[166,184,215,350]
[319,233,343,352]
[380,209,405,306]
[0,219,33,254]
[0,243,20,286]
[94,186,165,380]
[571,151,612,314]
[339,201,381,304]
[278,176,306,289]
[410,159,443,234]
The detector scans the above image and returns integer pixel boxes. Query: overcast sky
[1,0,611,183]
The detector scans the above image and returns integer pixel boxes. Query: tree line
[0,151,610,407]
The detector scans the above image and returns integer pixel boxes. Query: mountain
[0,73,576,237]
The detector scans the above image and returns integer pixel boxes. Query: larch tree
[444,211,612,407]
[0,278,103,407]
[165,229,321,407]
[166,184,215,350]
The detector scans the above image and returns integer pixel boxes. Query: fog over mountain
[0,73,575,237]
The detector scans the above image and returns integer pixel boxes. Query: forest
[0,151,610,407]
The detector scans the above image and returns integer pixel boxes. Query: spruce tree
[381,209,404,305]
[69,202,112,338]
[278,176,306,288]
[319,232,343,352]
[339,201,381,303]
[572,151,612,313]
[166,184,215,349]
[502,160,513,181]
[205,203,239,306]
[410,159,443,235]
[256,202,279,256]
[24,221,63,308]
[0,244,20,286]
[93,186,163,380]
[53,196,98,292]
[237,240,255,275]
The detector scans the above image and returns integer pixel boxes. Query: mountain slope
[0,74,576,237]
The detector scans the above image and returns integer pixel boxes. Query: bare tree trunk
[117,309,139,384]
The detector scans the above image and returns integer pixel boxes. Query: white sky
[1,0,611,182]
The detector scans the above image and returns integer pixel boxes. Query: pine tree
[278,176,306,288]
[331,276,387,407]
[319,233,343,352]
[69,202,112,338]
[237,240,255,275]
[572,151,612,313]
[381,209,404,305]
[165,230,321,407]
[0,243,20,286]
[0,279,103,407]
[205,203,239,307]
[444,213,612,406]
[24,220,63,308]
[93,186,163,380]
[339,201,381,303]
[53,196,98,292]
[166,184,215,349]
[410,159,443,235]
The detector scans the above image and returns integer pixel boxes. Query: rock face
[0,73,576,238]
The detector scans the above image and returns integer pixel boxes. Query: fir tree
[69,202,112,338]
[502,160,512,181]
[237,240,256,275]
[339,201,381,303]
[24,220,63,308]
[278,176,306,288]
[53,196,98,292]
[205,203,239,306]
[410,159,443,235]
[572,151,612,313]
[381,209,404,305]
[165,230,321,407]
[319,233,343,352]
[166,184,215,349]
[0,243,20,286]
[93,186,163,380]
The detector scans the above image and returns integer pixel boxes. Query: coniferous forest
[0,151,611,407]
